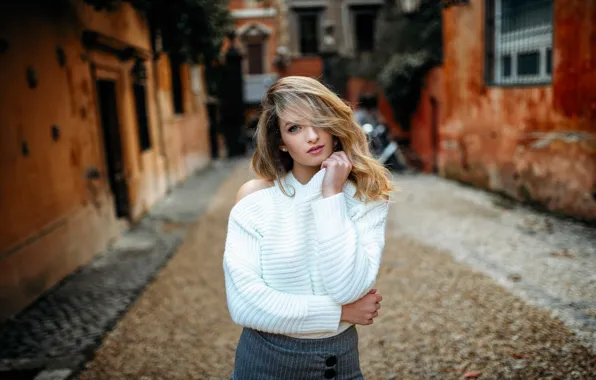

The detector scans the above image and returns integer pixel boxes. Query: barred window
[485,0,553,86]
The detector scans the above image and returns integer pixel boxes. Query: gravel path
[78,162,596,380]
[390,174,596,352]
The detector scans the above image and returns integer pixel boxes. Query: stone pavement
[0,159,242,380]
[1,160,595,380]
[75,161,594,380]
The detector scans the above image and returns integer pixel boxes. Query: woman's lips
[307,145,325,155]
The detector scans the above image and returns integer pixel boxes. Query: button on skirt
[231,326,363,380]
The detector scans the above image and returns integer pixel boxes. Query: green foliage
[353,0,442,129]
[83,0,231,62]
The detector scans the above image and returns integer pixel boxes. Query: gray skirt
[231,326,363,380]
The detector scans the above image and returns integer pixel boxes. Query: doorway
[247,43,264,74]
[96,79,130,218]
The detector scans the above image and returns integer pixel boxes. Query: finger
[368,288,377,294]
[375,295,383,302]
[331,152,348,165]
[323,157,339,167]
[337,151,352,164]
[334,154,351,167]
[372,311,378,318]
[326,155,342,164]
[321,159,333,169]
[375,302,381,310]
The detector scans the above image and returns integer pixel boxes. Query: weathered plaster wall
[0,0,211,320]
[410,68,444,172]
[155,55,211,187]
[436,0,596,221]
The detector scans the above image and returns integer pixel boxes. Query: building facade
[228,0,283,113]
[0,0,212,320]
[410,0,596,220]
[281,0,400,131]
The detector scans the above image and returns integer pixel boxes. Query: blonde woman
[223,76,393,380]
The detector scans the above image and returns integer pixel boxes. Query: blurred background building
[0,0,594,322]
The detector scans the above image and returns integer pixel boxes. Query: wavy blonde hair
[251,76,393,201]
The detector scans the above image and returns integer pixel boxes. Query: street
[73,160,595,380]
[2,1,596,379]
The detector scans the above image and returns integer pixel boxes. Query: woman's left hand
[321,151,352,198]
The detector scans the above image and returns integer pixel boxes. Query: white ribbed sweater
[223,168,389,339]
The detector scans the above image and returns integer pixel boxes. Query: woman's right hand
[340,289,382,326]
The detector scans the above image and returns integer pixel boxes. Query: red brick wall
[428,0,596,221]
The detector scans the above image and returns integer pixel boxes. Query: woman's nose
[306,126,319,142]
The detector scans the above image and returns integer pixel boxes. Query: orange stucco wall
[285,56,324,78]
[0,1,210,320]
[156,56,211,185]
[427,0,596,221]
[410,68,444,172]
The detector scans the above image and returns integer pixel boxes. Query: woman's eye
[288,125,300,133]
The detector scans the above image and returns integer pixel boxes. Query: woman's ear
[333,138,340,151]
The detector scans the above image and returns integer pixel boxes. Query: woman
[223,76,393,379]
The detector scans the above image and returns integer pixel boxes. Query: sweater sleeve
[223,208,342,334]
[311,193,389,304]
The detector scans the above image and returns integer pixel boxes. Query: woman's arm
[224,212,342,334]
[311,194,389,304]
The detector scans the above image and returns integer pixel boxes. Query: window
[247,43,265,74]
[133,84,151,151]
[485,0,553,85]
[297,11,320,55]
[353,9,378,53]
[170,56,184,114]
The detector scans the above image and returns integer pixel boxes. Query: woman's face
[277,105,334,170]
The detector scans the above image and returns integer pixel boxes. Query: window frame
[486,0,554,87]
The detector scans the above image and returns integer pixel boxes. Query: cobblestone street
[74,160,595,380]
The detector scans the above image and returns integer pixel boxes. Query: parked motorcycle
[362,122,408,172]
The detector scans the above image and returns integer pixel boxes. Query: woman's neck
[291,163,321,185]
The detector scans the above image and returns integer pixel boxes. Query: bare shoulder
[235,179,275,204]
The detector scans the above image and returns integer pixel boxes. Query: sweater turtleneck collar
[280,168,327,201]
[279,168,357,203]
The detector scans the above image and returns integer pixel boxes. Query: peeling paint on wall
[417,0,596,221]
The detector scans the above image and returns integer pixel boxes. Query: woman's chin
[293,156,327,170]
